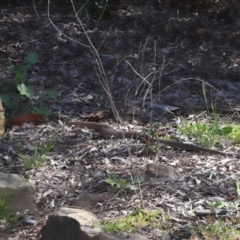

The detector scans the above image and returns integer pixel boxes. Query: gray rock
[0,172,36,212]
[69,192,115,209]
[98,232,149,240]
[55,207,101,237]
[145,163,181,179]
[40,215,91,240]
[39,208,149,240]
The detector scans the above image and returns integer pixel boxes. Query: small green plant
[103,209,162,233]
[105,173,144,190]
[0,174,19,222]
[0,52,37,109]
[93,88,103,104]
[177,82,229,147]
[178,118,240,148]
[16,135,58,170]
[199,219,240,240]
[0,52,58,115]
[81,0,113,20]
[0,196,19,222]
[208,180,240,210]
[177,117,230,147]
[225,124,240,144]
[211,199,240,210]
[236,180,240,197]
[91,221,100,228]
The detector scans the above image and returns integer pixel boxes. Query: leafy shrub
[0,52,37,110]
[83,0,113,20]
[0,52,57,116]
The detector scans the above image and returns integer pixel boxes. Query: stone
[145,163,181,179]
[40,215,91,240]
[69,192,115,209]
[55,207,101,237]
[0,99,5,137]
[0,172,36,212]
[39,208,149,240]
[98,232,149,240]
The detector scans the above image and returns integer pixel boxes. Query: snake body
[67,121,237,157]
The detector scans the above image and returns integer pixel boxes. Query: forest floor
[1,0,240,239]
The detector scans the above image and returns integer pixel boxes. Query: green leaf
[45,89,58,99]
[221,126,233,135]
[33,107,52,116]
[17,84,34,98]
[2,78,17,88]
[24,52,38,64]
[3,100,19,109]
[9,65,28,83]
[119,179,126,187]
[9,65,21,76]
[133,176,145,184]
[194,123,206,134]
[236,180,240,197]
[17,69,28,84]
[213,200,234,209]
[0,93,21,109]
[127,184,138,190]
[105,178,115,186]
[0,93,14,102]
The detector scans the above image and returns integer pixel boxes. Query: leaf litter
[1,0,240,239]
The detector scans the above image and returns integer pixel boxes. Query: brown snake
[67,121,238,157]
